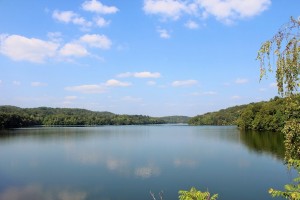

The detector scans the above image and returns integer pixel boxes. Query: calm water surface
[0,125,292,200]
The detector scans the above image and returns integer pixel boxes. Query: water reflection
[0,127,89,142]
[0,126,285,162]
[173,158,197,168]
[0,126,146,141]
[0,185,87,200]
[0,126,288,200]
[239,130,285,160]
[134,164,160,178]
[191,126,240,141]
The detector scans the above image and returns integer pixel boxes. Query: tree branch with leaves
[257,16,300,199]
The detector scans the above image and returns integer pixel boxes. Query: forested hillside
[236,96,287,131]
[188,104,248,126]
[1,95,297,130]
[189,96,298,131]
[0,106,165,128]
[159,116,190,123]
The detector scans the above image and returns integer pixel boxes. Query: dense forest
[159,116,190,124]
[189,95,299,132]
[0,106,167,128]
[188,104,248,126]
[1,95,297,130]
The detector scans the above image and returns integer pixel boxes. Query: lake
[0,125,293,200]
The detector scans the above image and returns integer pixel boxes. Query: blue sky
[0,0,299,117]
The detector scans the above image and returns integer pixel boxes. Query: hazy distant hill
[159,116,190,124]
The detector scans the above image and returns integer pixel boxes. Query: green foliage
[282,95,300,161]
[178,187,218,200]
[0,108,40,128]
[269,159,300,200]
[159,116,190,124]
[0,106,165,128]
[236,96,288,131]
[257,16,300,199]
[189,104,248,126]
[257,16,300,159]
[257,17,300,97]
[189,96,289,131]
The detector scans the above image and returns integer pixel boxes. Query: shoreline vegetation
[1,95,298,130]
[0,106,190,129]
[189,95,300,132]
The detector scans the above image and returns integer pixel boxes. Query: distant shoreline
[0,106,190,129]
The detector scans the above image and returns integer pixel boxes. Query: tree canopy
[188,96,292,132]
[0,106,165,128]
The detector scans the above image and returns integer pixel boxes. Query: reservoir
[0,125,291,200]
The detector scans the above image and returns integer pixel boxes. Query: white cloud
[47,32,63,43]
[0,34,59,63]
[65,79,131,94]
[231,95,241,100]
[52,10,92,27]
[52,10,76,23]
[147,81,157,86]
[235,78,249,84]
[185,20,199,29]
[144,0,271,24]
[105,79,131,87]
[64,96,78,101]
[143,0,190,20]
[12,81,21,86]
[0,33,113,62]
[80,34,112,49]
[0,80,2,85]
[73,17,92,27]
[135,72,161,78]
[197,0,271,23]
[31,82,48,87]
[82,0,119,14]
[118,72,161,78]
[121,96,143,102]
[157,28,171,39]
[117,72,132,78]
[65,84,106,94]
[203,91,217,95]
[63,96,78,105]
[94,17,110,27]
[59,43,89,57]
[172,80,198,87]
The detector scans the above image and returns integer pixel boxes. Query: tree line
[1,95,295,131]
[0,106,166,128]
[189,95,299,132]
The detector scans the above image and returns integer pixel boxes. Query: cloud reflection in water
[0,185,87,200]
